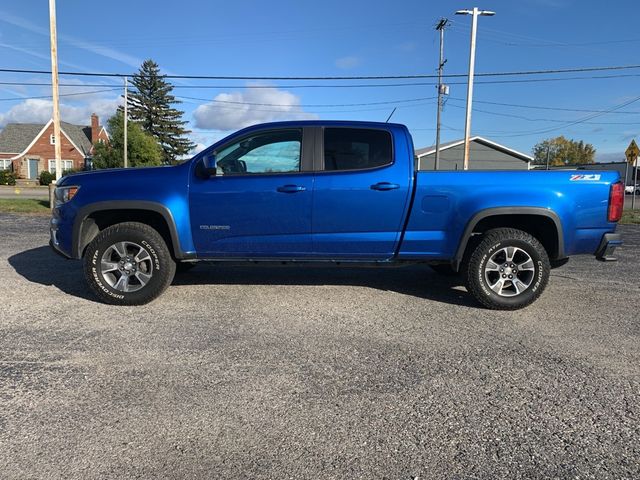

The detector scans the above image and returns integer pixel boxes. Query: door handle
[277,184,306,193]
[370,182,400,191]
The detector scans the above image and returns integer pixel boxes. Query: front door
[190,128,314,257]
[28,159,39,179]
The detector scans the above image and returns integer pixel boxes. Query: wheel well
[470,214,560,259]
[78,209,175,258]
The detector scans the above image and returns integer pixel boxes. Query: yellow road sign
[626,139,639,164]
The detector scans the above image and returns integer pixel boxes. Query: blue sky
[0,0,639,161]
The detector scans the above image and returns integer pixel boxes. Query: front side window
[323,128,392,171]
[215,129,302,175]
[0,159,11,171]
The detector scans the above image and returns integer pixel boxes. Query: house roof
[61,122,93,155]
[415,136,533,162]
[0,124,46,153]
[0,120,93,156]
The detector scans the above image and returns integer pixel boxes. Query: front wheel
[83,222,176,305]
[465,228,550,310]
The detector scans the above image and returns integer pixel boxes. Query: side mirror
[201,153,217,178]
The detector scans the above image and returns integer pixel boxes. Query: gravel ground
[0,213,639,479]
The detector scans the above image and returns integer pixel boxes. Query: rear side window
[323,128,392,171]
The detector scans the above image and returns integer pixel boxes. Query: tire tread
[465,228,550,310]
[82,221,175,306]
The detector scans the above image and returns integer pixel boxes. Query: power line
[0,87,120,102]
[445,101,640,125]
[449,97,640,114]
[1,72,640,90]
[449,22,640,48]
[2,64,640,80]
[488,94,640,138]
[175,94,437,108]
[0,81,119,87]
[174,95,437,114]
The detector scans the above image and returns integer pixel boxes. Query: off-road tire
[465,228,550,310]
[83,222,176,306]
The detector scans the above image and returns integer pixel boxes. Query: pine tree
[127,59,195,163]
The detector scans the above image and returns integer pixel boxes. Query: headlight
[54,186,80,205]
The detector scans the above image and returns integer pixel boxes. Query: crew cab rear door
[311,126,413,259]
[189,127,314,257]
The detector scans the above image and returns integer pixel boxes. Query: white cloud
[192,86,317,131]
[335,56,362,69]
[191,143,207,154]
[0,97,119,128]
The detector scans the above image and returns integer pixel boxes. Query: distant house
[416,136,532,170]
[0,113,108,179]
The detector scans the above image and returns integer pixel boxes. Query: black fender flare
[71,200,189,259]
[452,207,565,271]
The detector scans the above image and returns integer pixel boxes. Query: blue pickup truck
[50,120,624,309]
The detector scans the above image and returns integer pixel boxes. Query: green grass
[0,198,50,215]
[621,210,640,225]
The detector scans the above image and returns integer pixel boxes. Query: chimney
[91,113,99,143]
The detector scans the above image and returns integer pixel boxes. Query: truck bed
[398,170,619,260]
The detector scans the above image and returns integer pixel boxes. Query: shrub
[62,168,83,177]
[0,170,17,186]
[39,170,55,185]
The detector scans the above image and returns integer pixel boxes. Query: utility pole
[48,0,62,182]
[456,7,495,170]
[434,18,449,171]
[123,76,128,168]
[546,145,550,170]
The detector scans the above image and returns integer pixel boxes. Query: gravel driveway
[1,213,639,479]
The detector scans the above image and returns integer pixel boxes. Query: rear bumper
[595,233,622,261]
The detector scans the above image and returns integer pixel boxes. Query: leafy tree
[127,59,195,163]
[92,111,163,169]
[532,136,596,166]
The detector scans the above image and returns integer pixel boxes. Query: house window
[48,159,74,173]
[0,159,12,171]
[50,134,56,145]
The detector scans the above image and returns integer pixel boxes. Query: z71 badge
[570,174,601,181]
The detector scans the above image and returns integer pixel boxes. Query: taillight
[608,181,624,222]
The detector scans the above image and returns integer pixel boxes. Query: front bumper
[595,233,622,262]
[49,216,71,259]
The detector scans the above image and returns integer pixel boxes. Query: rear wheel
[83,222,176,305]
[465,228,550,310]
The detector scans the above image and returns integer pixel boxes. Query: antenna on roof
[385,107,397,123]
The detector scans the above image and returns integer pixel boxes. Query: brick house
[0,113,108,179]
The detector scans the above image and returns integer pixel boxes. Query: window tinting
[215,129,302,175]
[324,128,392,171]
